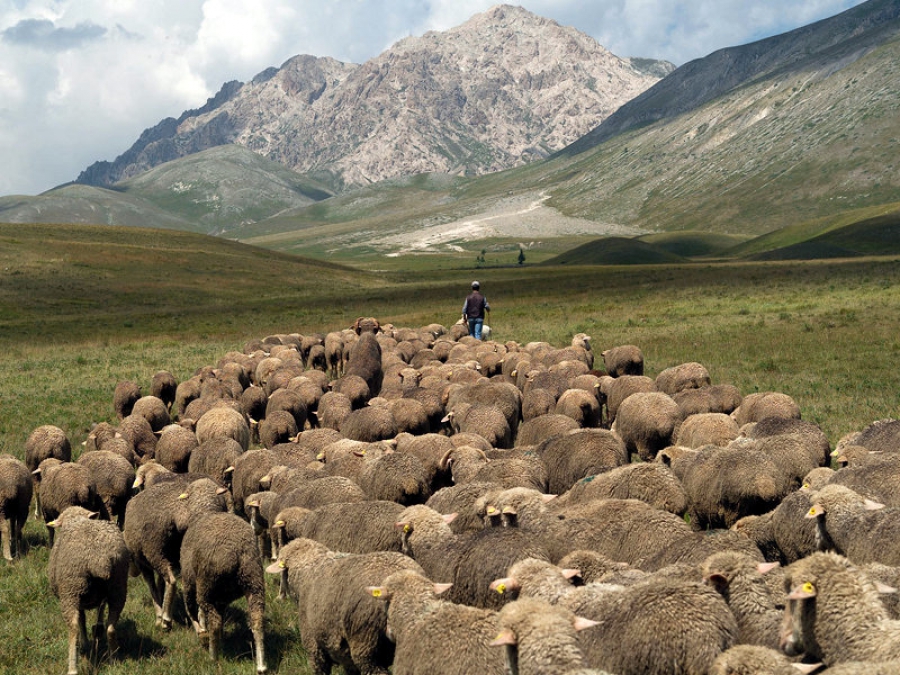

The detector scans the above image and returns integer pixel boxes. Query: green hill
[543,237,688,265]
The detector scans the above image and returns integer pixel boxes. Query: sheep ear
[215,487,229,495]
[789,582,817,600]
[265,560,285,575]
[876,582,898,595]
[705,573,729,591]
[864,499,885,510]
[541,493,558,503]
[46,519,59,528]
[433,582,453,595]
[442,512,458,524]
[86,511,100,520]
[806,505,823,518]
[223,466,235,474]
[758,562,780,575]
[572,616,600,632]
[792,664,822,674]
[366,585,387,599]
[489,629,517,646]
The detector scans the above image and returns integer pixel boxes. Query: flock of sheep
[2,315,900,675]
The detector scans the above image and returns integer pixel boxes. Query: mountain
[75,5,671,190]
[0,146,333,234]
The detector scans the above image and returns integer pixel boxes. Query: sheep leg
[106,595,125,661]
[91,602,107,652]
[248,594,266,674]
[159,572,178,630]
[205,605,222,661]
[1,518,11,561]
[65,611,82,675]
[138,566,164,622]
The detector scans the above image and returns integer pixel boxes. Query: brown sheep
[47,506,130,675]
[180,512,267,672]
[0,454,33,559]
[24,423,72,516]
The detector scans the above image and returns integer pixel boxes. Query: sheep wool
[0,454,33,560]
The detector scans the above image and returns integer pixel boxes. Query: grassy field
[1,222,899,674]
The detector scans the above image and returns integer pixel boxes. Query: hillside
[76,5,670,190]
[0,222,374,343]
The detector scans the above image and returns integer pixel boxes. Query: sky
[0,0,868,196]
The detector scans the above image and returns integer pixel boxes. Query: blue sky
[0,0,867,196]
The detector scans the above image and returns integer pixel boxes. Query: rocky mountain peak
[77,5,673,190]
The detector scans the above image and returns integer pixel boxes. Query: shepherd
[462,280,490,340]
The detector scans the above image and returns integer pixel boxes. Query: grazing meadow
[1,222,899,673]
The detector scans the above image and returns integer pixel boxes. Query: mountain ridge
[75,4,671,190]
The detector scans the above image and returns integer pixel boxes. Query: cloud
[1,18,106,51]
[0,0,871,196]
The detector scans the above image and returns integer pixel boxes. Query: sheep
[675,413,740,448]
[611,391,681,461]
[598,374,657,426]
[601,344,643,377]
[180,511,267,672]
[0,454,33,560]
[570,574,738,675]
[116,413,158,461]
[245,490,281,560]
[443,402,512,449]
[490,597,602,675]
[740,416,831,467]
[187,437,244,488]
[324,331,345,377]
[655,361,711,395]
[367,568,506,675]
[271,476,367,515]
[729,432,824,489]
[34,459,105,545]
[344,317,384,396]
[273,500,406,554]
[708,645,814,675]
[113,380,142,420]
[266,387,309,431]
[153,423,199,473]
[554,388,602,428]
[314,390,354,431]
[700,550,783,649]
[522,387,559,422]
[47,506,130,675]
[806,483,900,565]
[841,418,900,453]
[428,481,504,532]
[355,451,432,505]
[730,391,800,426]
[444,380,523,438]
[130,395,172,432]
[557,462,688,517]
[673,384,743,417]
[536,428,628,494]
[195,404,251,451]
[395,503,552,609]
[556,549,649,586]
[76,450,135,529]
[826,452,900,506]
[25,423,72,516]
[781,551,900,665]
[123,477,228,628]
[150,370,178,410]
[269,538,424,675]
[516,413,581,447]
[340,404,399,443]
[258,410,299,449]
[671,444,793,530]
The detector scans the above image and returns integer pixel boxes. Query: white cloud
[0,0,870,196]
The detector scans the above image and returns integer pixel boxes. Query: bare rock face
[78,5,671,190]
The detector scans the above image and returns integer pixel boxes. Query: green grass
[2,223,900,673]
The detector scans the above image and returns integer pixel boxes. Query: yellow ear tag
[371,588,382,598]
[403,524,411,533]
[278,560,286,569]
[178,493,188,500]
[807,507,817,516]
[496,583,506,594]
[803,582,815,594]
[486,507,497,515]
